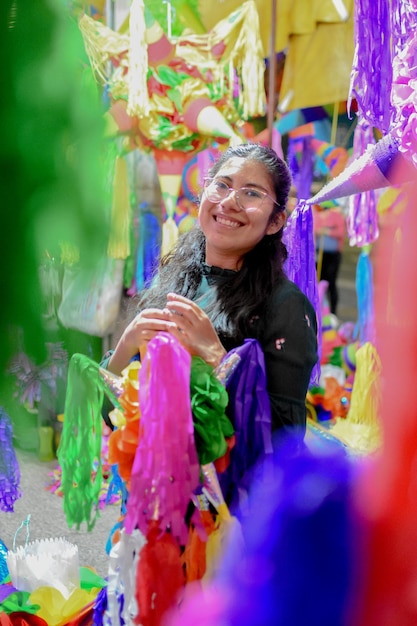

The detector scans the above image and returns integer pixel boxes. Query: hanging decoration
[0,409,21,513]
[79,0,266,253]
[283,201,321,384]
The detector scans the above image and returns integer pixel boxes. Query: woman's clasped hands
[109,293,226,375]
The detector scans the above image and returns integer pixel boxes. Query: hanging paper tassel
[234,0,266,119]
[330,342,382,455]
[347,120,380,247]
[58,354,120,531]
[127,0,150,117]
[288,137,315,201]
[104,528,146,626]
[0,408,21,513]
[107,155,131,260]
[348,0,393,131]
[135,522,185,626]
[283,201,321,383]
[356,248,376,345]
[124,333,200,545]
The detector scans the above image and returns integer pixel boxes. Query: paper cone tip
[308,134,417,204]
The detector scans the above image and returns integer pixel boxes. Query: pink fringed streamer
[124,333,200,545]
[347,120,379,247]
[283,202,321,384]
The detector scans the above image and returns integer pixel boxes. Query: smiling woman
[104,143,318,457]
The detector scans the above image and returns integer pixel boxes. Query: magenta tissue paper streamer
[124,333,200,544]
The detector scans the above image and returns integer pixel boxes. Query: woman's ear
[266,211,286,235]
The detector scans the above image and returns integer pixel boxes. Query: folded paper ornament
[7,537,80,599]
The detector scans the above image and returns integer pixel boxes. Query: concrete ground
[0,448,120,577]
[1,244,359,577]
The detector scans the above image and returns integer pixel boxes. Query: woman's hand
[107,308,176,375]
[164,293,227,368]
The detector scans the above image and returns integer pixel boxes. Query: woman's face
[198,156,285,269]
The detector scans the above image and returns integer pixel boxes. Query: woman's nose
[219,189,241,210]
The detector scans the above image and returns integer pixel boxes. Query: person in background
[313,203,347,317]
[103,143,318,452]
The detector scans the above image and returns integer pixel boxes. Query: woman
[105,143,318,447]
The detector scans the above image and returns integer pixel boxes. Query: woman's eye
[241,188,263,199]
[214,180,230,191]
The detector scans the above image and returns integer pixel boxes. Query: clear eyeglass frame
[203,178,280,211]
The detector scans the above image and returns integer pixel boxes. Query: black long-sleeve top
[195,264,318,441]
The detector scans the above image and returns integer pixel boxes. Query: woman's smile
[214,214,242,228]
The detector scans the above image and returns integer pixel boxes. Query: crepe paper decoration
[80,0,265,156]
[135,522,185,626]
[0,585,18,605]
[348,0,416,133]
[330,342,382,457]
[276,106,331,136]
[124,333,200,545]
[128,0,150,118]
[182,508,217,583]
[0,612,48,626]
[348,0,394,132]
[106,362,141,485]
[107,155,131,260]
[0,409,21,513]
[313,9,417,208]
[310,138,349,178]
[189,357,233,466]
[144,5,176,66]
[29,585,98,626]
[165,437,356,626]
[153,148,188,255]
[215,339,274,510]
[198,463,244,582]
[7,538,80,598]
[307,131,417,206]
[126,207,161,295]
[283,202,321,384]
[391,28,417,167]
[287,136,315,201]
[47,423,120,508]
[103,528,146,626]
[58,354,120,531]
[356,249,375,346]
[0,589,40,616]
[344,120,379,247]
[0,540,9,585]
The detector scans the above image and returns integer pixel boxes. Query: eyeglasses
[203,178,280,211]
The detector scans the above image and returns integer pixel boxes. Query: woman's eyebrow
[215,175,270,193]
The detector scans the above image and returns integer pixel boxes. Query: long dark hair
[134,143,292,343]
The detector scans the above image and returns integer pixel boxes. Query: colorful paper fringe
[283,202,321,384]
[0,409,21,513]
[124,333,200,545]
